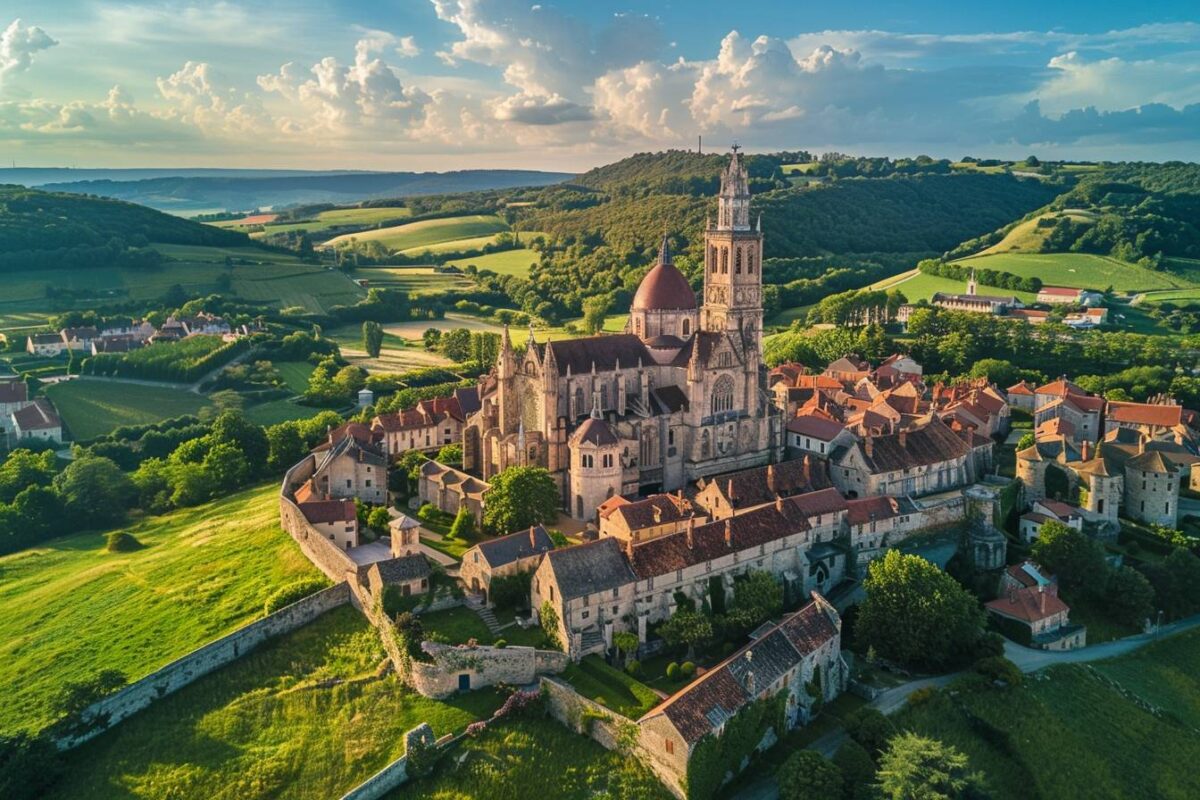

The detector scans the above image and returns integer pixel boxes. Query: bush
[666,662,680,679]
[681,661,696,677]
[493,638,507,649]
[263,577,327,615]
[845,707,892,756]
[104,532,142,552]
[833,740,877,800]
[973,655,1023,687]
[625,659,642,678]
[907,686,937,707]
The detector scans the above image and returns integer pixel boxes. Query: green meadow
[48,606,503,800]
[0,483,319,735]
[953,251,1191,292]
[45,380,212,441]
[243,206,414,237]
[325,215,509,252]
[447,247,542,277]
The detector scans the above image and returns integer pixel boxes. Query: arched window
[720,248,728,274]
[682,318,690,336]
[711,375,735,414]
[748,251,755,274]
[735,248,742,274]
[709,245,717,273]
[574,387,585,418]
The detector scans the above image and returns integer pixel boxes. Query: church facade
[461,149,782,519]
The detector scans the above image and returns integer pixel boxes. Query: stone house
[598,493,704,543]
[11,398,62,443]
[785,415,852,459]
[1006,381,1036,412]
[372,390,476,457]
[1033,379,1104,444]
[694,457,830,520]
[311,433,387,505]
[388,513,422,556]
[986,563,1085,650]
[0,380,31,436]
[419,460,490,521]
[26,333,65,356]
[365,554,432,604]
[790,488,850,543]
[844,495,924,566]
[460,525,555,603]
[1103,399,1186,440]
[60,326,99,352]
[830,417,978,499]
[293,479,360,549]
[1018,499,1084,542]
[823,356,870,384]
[531,537,640,658]
[636,594,846,797]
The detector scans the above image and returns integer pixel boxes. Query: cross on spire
[731,142,741,153]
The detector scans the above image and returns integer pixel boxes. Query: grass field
[45,380,212,440]
[242,398,319,426]
[272,361,315,393]
[353,266,475,295]
[893,630,1200,799]
[48,605,505,800]
[953,252,1193,292]
[230,207,413,238]
[977,211,1099,256]
[388,717,673,800]
[447,247,541,277]
[0,483,319,735]
[559,655,661,719]
[325,215,509,253]
[868,271,1039,305]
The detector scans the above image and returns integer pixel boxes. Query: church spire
[658,233,672,265]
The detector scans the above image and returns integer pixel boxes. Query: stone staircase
[465,595,504,637]
[580,628,605,653]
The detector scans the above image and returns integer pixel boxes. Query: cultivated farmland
[45,380,212,440]
[0,483,320,734]
[324,215,509,253]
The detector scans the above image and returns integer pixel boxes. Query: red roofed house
[785,414,853,459]
[986,562,1085,650]
[294,481,360,550]
[636,594,846,796]
[845,495,924,566]
[1034,379,1103,444]
[598,492,707,543]
[1036,286,1085,304]
[11,398,62,444]
[372,391,473,456]
[0,379,32,438]
[1103,398,1185,440]
[1019,498,1084,542]
[1006,381,1036,413]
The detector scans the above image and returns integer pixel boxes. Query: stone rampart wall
[56,582,350,749]
[410,644,568,698]
[541,675,632,753]
[280,458,360,583]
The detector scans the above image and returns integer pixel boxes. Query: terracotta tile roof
[986,585,1069,624]
[786,415,845,440]
[1037,417,1075,438]
[1106,401,1183,428]
[703,458,832,512]
[845,495,901,526]
[544,538,637,602]
[475,526,555,569]
[1040,286,1082,297]
[626,502,812,580]
[0,380,27,404]
[611,494,697,531]
[1035,378,1087,398]
[789,488,849,519]
[1007,381,1035,396]
[597,495,631,518]
[845,417,971,473]
[1038,500,1081,519]
[12,398,60,431]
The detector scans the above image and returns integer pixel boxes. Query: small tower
[967,269,978,297]
[702,145,764,347]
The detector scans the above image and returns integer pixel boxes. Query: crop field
[894,631,1200,800]
[1138,288,1200,306]
[953,252,1192,292]
[0,483,320,735]
[389,717,672,800]
[48,606,504,800]
[325,215,508,252]
[353,266,475,296]
[0,245,365,320]
[242,398,318,426]
[45,380,212,440]
[447,247,541,276]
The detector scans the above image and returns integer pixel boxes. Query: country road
[730,612,1200,800]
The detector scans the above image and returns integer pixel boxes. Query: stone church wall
[56,582,350,750]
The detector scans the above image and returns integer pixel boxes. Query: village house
[636,594,846,797]
[932,378,1010,438]
[11,398,63,443]
[365,554,432,605]
[844,495,924,566]
[598,493,705,543]
[90,336,145,355]
[785,415,852,459]
[986,562,1086,650]
[311,431,387,506]
[26,333,64,356]
[896,270,1022,323]
[823,356,870,384]
[1103,397,1188,441]
[1063,308,1108,329]
[830,417,982,499]
[293,479,360,549]
[1033,378,1104,444]
[419,460,491,521]
[1036,286,1103,306]
[1019,498,1085,542]
[372,388,479,457]
[1006,381,1037,412]
[60,326,99,352]
[460,525,556,604]
[0,380,32,437]
[693,457,831,519]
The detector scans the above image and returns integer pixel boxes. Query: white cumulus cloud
[0,18,57,83]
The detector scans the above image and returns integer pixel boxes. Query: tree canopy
[482,466,560,534]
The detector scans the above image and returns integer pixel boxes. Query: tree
[367,506,392,535]
[363,321,384,357]
[1016,433,1035,452]
[876,733,982,800]
[422,328,442,350]
[613,631,640,668]
[266,421,306,473]
[209,410,269,470]
[540,600,562,651]
[482,466,560,534]
[53,455,134,528]
[0,732,62,800]
[448,506,475,540]
[582,295,612,334]
[730,571,784,630]
[1031,521,1108,597]
[0,449,57,503]
[1105,565,1154,627]
[845,707,893,756]
[1141,548,1200,619]
[833,741,878,800]
[441,328,473,362]
[394,612,426,658]
[659,609,713,660]
[778,750,843,800]
[201,441,250,491]
[436,443,463,465]
[855,551,985,670]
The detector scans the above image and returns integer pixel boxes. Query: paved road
[730,612,1200,800]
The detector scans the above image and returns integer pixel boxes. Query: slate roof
[572,416,619,447]
[454,386,481,416]
[547,334,652,374]
[0,380,27,404]
[610,494,697,531]
[789,488,849,519]
[648,596,839,744]
[544,538,637,601]
[651,385,690,414]
[298,498,356,524]
[28,333,61,345]
[786,415,845,440]
[369,554,432,584]
[315,432,386,471]
[12,398,60,431]
[474,525,555,569]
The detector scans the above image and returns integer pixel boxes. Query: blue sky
[1,1,1198,169]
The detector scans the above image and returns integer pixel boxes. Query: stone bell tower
[701,146,764,348]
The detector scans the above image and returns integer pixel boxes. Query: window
[582,454,594,468]
[668,429,675,446]
[735,248,742,274]
[550,586,555,601]
[748,251,755,274]
[711,375,735,414]
[665,738,674,755]
[346,479,352,489]
[682,319,690,336]
[709,245,717,273]
[582,610,589,619]
[612,587,619,599]
[612,606,619,615]
[365,479,372,488]
[720,248,729,274]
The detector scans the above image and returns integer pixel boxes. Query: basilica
[461,149,783,518]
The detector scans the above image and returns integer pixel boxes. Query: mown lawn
[388,717,673,800]
[48,606,505,800]
[560,655,661,719]
[447,247,541,276]
[894,638,1200,800]
[954,252,1193,292]
[272,360,315,393]
[45,379,212,440]
[0,483,319,734]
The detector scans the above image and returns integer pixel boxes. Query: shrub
[907,686,937,707]
[493,639,507,649]
[666,662,680,679]
[681,661,696,677]
[263,577,327,615]
[845,707,892,756]
[104,532,142,552]
[625,659,642,677]
[973,655,1023,687]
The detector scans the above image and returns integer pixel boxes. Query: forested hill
[0,185,250,273]
[571,149,794,195]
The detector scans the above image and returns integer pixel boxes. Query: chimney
[725,518,733,548]
[1039,584,1046,615]
[529,526,537,548]
[1138,436,1146,454]
[727,479,737,508]
[766,464,776,494]
[775,494,784,513]
[864,435,874,458]
[625,537,634,560]
[686,517,695,549]
[1081,440,1091,461]
[744,650,755,694]
[899,429,907,448]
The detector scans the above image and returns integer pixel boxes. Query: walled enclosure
[56,582,350,750]
[410,643,568,698]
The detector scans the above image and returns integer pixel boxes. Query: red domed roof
[632,239,696,311]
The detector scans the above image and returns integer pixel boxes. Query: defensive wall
[410,643,568,698]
